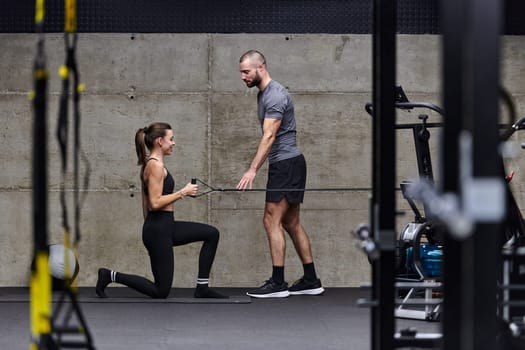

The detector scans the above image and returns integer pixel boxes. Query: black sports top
[142,158,175,196]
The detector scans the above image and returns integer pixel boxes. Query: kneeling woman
[96,122,227,299]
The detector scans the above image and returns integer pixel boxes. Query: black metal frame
[441,1,502,350]
[369,0,505,348]
[462,1,502,349]
[370,1,396,349]
[440,1,465,348]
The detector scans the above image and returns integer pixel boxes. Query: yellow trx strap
[65,0,77,33]
[30,253,51,350]
[35,0,45,24]
[30,1,52,348]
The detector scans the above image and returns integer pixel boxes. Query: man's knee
[263,214,277,232]
[282,211,300,233]
[263,200,289,231]
[282,219,297,233]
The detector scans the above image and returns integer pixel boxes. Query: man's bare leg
[283,203,324,295]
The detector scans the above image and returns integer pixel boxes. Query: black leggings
[115,211,220,298]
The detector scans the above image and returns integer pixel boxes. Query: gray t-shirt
[257,80,302,164]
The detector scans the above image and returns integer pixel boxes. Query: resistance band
[190,178,371,198]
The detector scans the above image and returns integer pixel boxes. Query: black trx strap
[30,0,54,348]
[51,1,95,349]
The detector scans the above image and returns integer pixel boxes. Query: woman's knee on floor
[155,283,172,299]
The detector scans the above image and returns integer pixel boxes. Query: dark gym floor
[0,287,441,350]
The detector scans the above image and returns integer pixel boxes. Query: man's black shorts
[266,154,306,204]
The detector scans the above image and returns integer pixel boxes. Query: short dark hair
[239,50,266,66]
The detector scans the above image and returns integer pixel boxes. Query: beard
[245,71,262,88]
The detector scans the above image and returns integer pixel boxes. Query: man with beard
[237,50,324,298]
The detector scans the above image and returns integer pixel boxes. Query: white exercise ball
[48,244,79,281]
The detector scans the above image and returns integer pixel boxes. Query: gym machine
[498,116,525,348]
[356,91,443,350]
[364,87,445,322]
[358,0,509,349]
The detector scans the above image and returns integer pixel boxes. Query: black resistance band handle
[190,178,197,198]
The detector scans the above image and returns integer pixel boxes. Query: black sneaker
[95,268,111,298]
[289,277,325,296]
[194,285,229,299]
[246,278,290,298]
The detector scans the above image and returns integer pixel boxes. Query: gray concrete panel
[76,93,209,190]
[397,35,441,93]
[210,93,373,194]
[0,33,523,288]
[0,34,211,94]
[0,192,32,285]
[77,34,211,94]
[0,95,33,189]
[212,34,372,93]
[502,36,525,94]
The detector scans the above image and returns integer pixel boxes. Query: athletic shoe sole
[246,290,290,298]
[289,287,325,296]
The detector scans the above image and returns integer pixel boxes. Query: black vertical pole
[442,0,503,348]
[371,0,396,349]
[462,1,502,349]
[440,0,466,349]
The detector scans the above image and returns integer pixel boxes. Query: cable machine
[356,0,506,349]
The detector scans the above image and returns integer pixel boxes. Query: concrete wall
[0,33,523,287]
